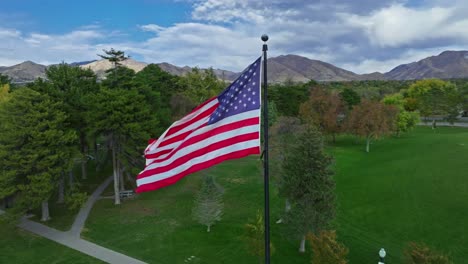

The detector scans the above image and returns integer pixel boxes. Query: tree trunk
[366,136,370,153]
[119,163,125,191]
[112,138,121,205]
[68,170,74,187]
[332,133,336,143]
[432,118,436,129]
[299,235,306,253]
[41,201,50,221]
[80,133,88,180]
[207,225,211,232]
[285,199,291,212]
[81,159,87,180]
[57,174,64,204]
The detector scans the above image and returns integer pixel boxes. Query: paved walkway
[5,176,147,264]
[70,176,113,238]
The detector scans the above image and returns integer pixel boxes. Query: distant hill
[5,50,468,83]
[80,59,148,79]
[385,51,468,80]
[268,54,361,82]
[0,61,46,83]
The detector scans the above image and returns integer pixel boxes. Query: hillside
[385,51,468,80]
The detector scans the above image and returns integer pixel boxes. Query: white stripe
[144,124,259,170]
[137,139,259,186]
[145,109,260,167]
[145,98,218,154]
[173,98,218,126]
[146,109,259,155]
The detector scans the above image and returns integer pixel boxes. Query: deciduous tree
[345,100,398,152]
[299,87,344,142]
[307,230,348,264]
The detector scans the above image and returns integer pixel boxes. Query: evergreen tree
[192,175,223,232]
[278,125,336,252]
[32,64,99,180]
[0,88,77,220]
[98,48,129,68]
[87,87,156,204]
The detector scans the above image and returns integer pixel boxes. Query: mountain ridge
[3,50,468,83]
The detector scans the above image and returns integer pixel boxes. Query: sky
[1,0,468,73]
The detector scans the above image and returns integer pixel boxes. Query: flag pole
[261,34,270,264]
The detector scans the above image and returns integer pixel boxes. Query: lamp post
[378,248,386,264]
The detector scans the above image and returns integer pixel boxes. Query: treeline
[0,49,227,221]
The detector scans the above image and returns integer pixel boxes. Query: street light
[378,248,386,264]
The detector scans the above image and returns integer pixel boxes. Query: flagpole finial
[261,34,269,42]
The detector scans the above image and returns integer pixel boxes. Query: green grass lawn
[334,126,468,263]
[0,225,103,264]
[83,126,468,263]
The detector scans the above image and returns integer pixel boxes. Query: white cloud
[0,27,104,66]
[139,24,166,33]
[341,4,468,47]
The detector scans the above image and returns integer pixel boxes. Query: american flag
[136,57,262,193]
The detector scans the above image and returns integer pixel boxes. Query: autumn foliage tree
[404,242,452,264]
[299,87,344,142]
[345,100,398,152]
[307,230,349,264]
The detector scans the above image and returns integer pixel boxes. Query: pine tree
[278,125,336,253]
[0,88,77,220]
[192,175,223,232]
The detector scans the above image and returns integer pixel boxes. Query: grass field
[7,126,465,263]
[334,126,468,263]
[81,126,468,263]
[0,226,103,264]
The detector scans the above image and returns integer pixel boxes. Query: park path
[11,176,147,264]
[419,121,468,127]
[69,175,113,237]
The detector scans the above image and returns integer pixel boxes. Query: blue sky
[1,0,468,73]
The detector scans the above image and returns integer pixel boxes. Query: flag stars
[253,101,256,105]
[243,103,247,107]
[248,97,251,101]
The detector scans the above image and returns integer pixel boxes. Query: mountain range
[2,50,468,84]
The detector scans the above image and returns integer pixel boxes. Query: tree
[345,100,398,152]
[178,67,225,105]
[278,126,336,252]
[134,64,182,129]
[404,242,452,264]
[98,48,129,68]
[269,82,311,117]
[0,83,10,103]
[307,230,348,264]
[244,210,274,263]
[0,88,77,220]
[34,64,99,180]
[382,93,420,136]
[192,175,223,232]
[0,73,10,86]
[270,117,302,220]
[87,87,156,205]
[339,87,361,110]
[407,79,460,128]
[299,87,345,142]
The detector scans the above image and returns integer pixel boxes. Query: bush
[404,242,452,264]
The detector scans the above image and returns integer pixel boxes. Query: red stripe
[136,147,260,193]
[163,102,218,139]
[145,148,172,160]
[148,117,259,163]
[138,132,259,179]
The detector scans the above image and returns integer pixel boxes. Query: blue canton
[208,57,262,124]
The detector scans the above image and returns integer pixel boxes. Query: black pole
[261,34,270,264]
